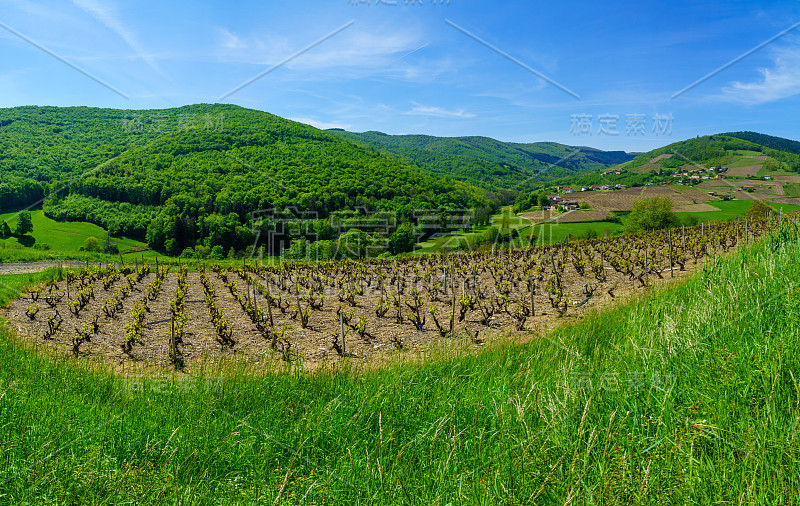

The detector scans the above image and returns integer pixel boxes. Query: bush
[388,225,416,255]
[209,245,225,260]
[625,196,679,232]
[194,245,210,259]
[745,200,772,220]
[682,215,700,227]
[481,226,499,244]
[81,236,102,253]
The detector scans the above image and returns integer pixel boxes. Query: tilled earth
[2,263,696,373]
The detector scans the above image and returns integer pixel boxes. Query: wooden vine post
[529,275,535,317]
[667,228,674,278]
[340,311,345,356]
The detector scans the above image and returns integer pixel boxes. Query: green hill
[724,131,800,156]
[331,130,634,191]
[619,134,800,174]
[0,105,491,255]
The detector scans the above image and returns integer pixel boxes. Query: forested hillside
[0,104,491,255]
[332,130,633,190]
[620,134,800,171]
[723,131,800,156]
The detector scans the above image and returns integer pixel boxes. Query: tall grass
[1,226,800,503]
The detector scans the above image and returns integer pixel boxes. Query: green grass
[0,210,167,263]
[784,183,800,197]
[675,199,800,222]
[725,157,764,169]
[527,220,624,244]
[2,225,800,502]
[732,149,765,157]
[414,206,529,253]
[415,207,621,253]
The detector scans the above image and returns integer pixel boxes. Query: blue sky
[1,0,799,151]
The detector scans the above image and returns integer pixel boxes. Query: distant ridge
[330,130,635,191]
[723,131,800,156]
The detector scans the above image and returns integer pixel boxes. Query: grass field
[784,183,800,197]
[1,223,800,502]
[415,196,793,254]
[526,220,624,243]
[414,207,531,253]
[674,199,800,222]
[0,210,167,263]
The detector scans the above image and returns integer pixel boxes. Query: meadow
[0,220,799,503]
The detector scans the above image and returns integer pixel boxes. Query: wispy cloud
[214,24,424,74]
[404,103,476,119]
[70,0,161,73]
[718,43,800,105]
[289,117,351,130]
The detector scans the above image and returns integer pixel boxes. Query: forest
[332,130,633,191]
[0,104,497,256]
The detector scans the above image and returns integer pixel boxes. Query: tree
[582,228,599,239]
[336,229,369,259]
[0,221,10,238]
[15,211,33,236]
[82,236,102,252]
[209,245,225,260]
[579,201,591,210]
[745,200,772,220]
[537,194,550,209]
[165,239,181,257]
[626,196,679,232]
[388,225,416,255]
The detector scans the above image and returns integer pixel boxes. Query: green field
[0,210,166,263]
[675,199,800,222]
[1,224,800,502]
[784,183,800,197]
[414,207,532,253]
[526,220,624,244]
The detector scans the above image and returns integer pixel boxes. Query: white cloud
[719,45,800,105]
[70,0,161,72]
[404,104,476,119]
[289,117,352,130]
[214,24,423,73]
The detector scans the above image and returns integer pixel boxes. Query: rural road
[0,261,96,275]
[540,209,576,224]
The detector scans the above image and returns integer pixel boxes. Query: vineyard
[3,216,783,370]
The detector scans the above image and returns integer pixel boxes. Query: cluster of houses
[555,184,628,193]
[547,195,580,211]
[707,191,732,200]
[655,166,728,185]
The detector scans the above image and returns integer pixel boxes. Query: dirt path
[0,261,97,275]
